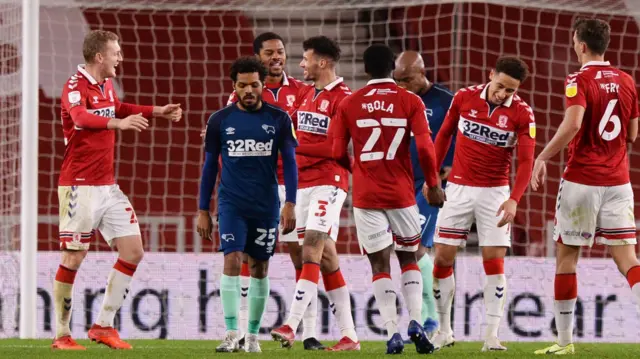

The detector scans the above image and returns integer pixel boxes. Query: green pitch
[0,340,639,358]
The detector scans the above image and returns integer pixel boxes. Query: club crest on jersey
[497,115,508,128]
[459,117,516,147]
[297,111,330,135]
[565,83,577,98]
[286,95,296,108]
[469,109,478,118]
[92,96,99,104]
[319,99,330,113]
[262,124,276,134]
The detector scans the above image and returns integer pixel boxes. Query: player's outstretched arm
[531,105,585,191]
[116,97,182,123]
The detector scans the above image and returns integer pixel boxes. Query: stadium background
[16,1,640,257]
[1,0,640,343]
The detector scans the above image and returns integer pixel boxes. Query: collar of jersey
[320,77,345,91]
[479,82,513,107]
[77,64,101,85]
[367,78,395,86]
[281,72,290,86]
[581,60,611,70]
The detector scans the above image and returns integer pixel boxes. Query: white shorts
[354,206,422,254]
[553,179,636,247]
[434,183,511,247]
[58,185,141,250]
[278,184,299,243]
[296,185,346,242]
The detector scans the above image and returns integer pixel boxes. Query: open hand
[118,113,148,132]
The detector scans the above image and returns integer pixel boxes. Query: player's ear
[489,69,495,81]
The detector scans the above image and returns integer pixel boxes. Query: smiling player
[431,57,535,352]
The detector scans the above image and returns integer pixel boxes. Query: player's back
[207,103,291,219]
[340,79,427,209]
[563,62,639,186]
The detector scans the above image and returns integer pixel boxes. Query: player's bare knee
[223,251,243,276]
[114,235,144,264]
[302,230,326,263]
[481,246,507,261]
[287,242,303,268]
[434,243,457,267]
[416,244,429,261]
[367,248,392,274]
[60,249,88,270]
[610,245,640,275]
[396,250,417,269]
[248,257,269,279]
[555,242,580,274]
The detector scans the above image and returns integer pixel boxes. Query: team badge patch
[565,83,577,98]
[529,122,536,138]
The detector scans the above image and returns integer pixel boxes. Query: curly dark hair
[495,57,530,83]
[302,36,341,62]
[573,18,610,55]
[229,56,267,82]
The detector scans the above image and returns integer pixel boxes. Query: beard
[240,95,261,111]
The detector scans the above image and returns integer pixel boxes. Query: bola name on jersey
[205,103,297,219]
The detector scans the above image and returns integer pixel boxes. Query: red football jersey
[562,61,639,186]
[227,73,307,183]
[59,65,153,186]
[331,79,432,209]
[292,77,351,191]
[437,84,536,187]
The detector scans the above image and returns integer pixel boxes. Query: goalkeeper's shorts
[218,209,279,261]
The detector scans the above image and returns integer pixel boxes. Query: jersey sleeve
[112,81,154,119]
[330,101,350,160]
[61,79,88,112]
[61,79,111,128]
[204,113,222,154]
[278,112,299,149]
[564,73,587,109]
[632,82,639,119]
[516,104,537,147]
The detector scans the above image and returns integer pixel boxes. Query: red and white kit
[331,79,439,254]
[554,61,638,246]
[228,73,306,242]
[291,77,351,242]
[58,65,153,250]
[434,84,536,247]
